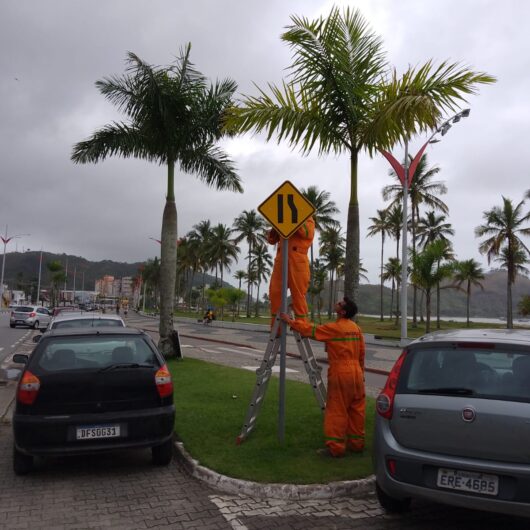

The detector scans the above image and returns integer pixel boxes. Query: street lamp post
[0,226,30,308]
[381,109,471,345]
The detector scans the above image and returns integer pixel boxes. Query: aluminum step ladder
[236,317,327,444]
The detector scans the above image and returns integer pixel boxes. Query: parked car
[10,306,52,330]
[374,328,530,518]
[49,313,125,330]
[51,306,78,317]
[12,327,175,474]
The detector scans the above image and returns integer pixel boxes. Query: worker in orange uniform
[268,216,315,329]
[280,297,365,457]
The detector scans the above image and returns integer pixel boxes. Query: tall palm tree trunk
[159,160,177,357]
[344,152,359,302]
[466,281,471,327]
[394,280,400,327]
[436,281,441,329]
[379,235,384,321]
[507,272,513,329]
[425,290,432,333]
[246,244,252,317]
[389,280,395,320]
[412,205,418,327]
[310,244,315,320]
[328,270,335,317]
[255,282,261,317]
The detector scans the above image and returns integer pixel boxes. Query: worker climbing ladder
[236,316,327,444]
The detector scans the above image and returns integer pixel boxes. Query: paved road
[1,312,529,529]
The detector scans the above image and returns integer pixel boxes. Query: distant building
[95,275,115,297]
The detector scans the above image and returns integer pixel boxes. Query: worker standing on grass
[268,216,315,330]
[280,297,366,458]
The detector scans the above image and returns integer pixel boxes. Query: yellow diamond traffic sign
[258,180,316,239]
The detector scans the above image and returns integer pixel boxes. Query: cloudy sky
[1,0,529,286]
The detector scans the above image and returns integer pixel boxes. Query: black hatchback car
[12,328,175,474]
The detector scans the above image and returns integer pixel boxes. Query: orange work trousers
[324,369,365,457]
[269,252,310,327]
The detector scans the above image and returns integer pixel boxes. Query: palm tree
[433,240,455,329]
[319,226,345,317]
[142,257,161,311]
[249,243,273,317]
[46,261,66,309]
[187,220,213,310]
[300,186,339,319]
[417,211,454,249]
[383,154,449,325]
[226,6,494,304]
[495,244,530,292]
[71,46,242,357]
[308,258,327,323]
[386,204,404,260]
[453,259,485,327]
[207,223,239,288]
[382,257,401,322]
[411,241,454,333]
[519,295,530,317]
[233,210,267,317]
[367,209,391,320]
[233,270,246,317]
[475,196,530,328]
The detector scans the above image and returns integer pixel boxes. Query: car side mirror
[13,354,29,364]
[32,335,41,343]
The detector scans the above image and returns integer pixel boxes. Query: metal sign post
[278,238,288,443]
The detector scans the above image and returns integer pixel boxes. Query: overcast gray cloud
[1,0,528,286]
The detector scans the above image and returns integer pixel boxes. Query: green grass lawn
[170,357,375,484]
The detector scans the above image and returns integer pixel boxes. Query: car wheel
[13,446,34,475]
[376,483,411,513]
[151,438,173,466]
[33,320,39,330]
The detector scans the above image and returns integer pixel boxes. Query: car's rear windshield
[52,319,124,329]
[14,306,33,313]
[398,345,530,402]
[35,336,159,372]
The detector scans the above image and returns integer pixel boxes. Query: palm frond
[179,144,242,193]
[71,123,160,164]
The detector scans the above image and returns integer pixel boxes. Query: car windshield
[52,319,124,329]
[14,306,34,313]
[399,346,530,402]
[36,336,158,372]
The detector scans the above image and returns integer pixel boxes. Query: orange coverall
[268,217,315,327]
[288,317,366,457]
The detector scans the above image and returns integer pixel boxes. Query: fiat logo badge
[462,407,476,422]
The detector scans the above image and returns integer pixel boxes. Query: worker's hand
[267,228,280,245]
[279,312,292,325]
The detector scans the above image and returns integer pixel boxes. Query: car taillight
[29,312,36,317]
[17,371,41,405]
[376,350,407,419]
[155,364,173,398]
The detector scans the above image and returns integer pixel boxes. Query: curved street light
[0,226,31,307]
[380,109,471,345]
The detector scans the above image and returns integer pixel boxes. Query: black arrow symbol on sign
[277,194,298,223]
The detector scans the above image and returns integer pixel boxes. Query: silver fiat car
[374,328,530,518]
